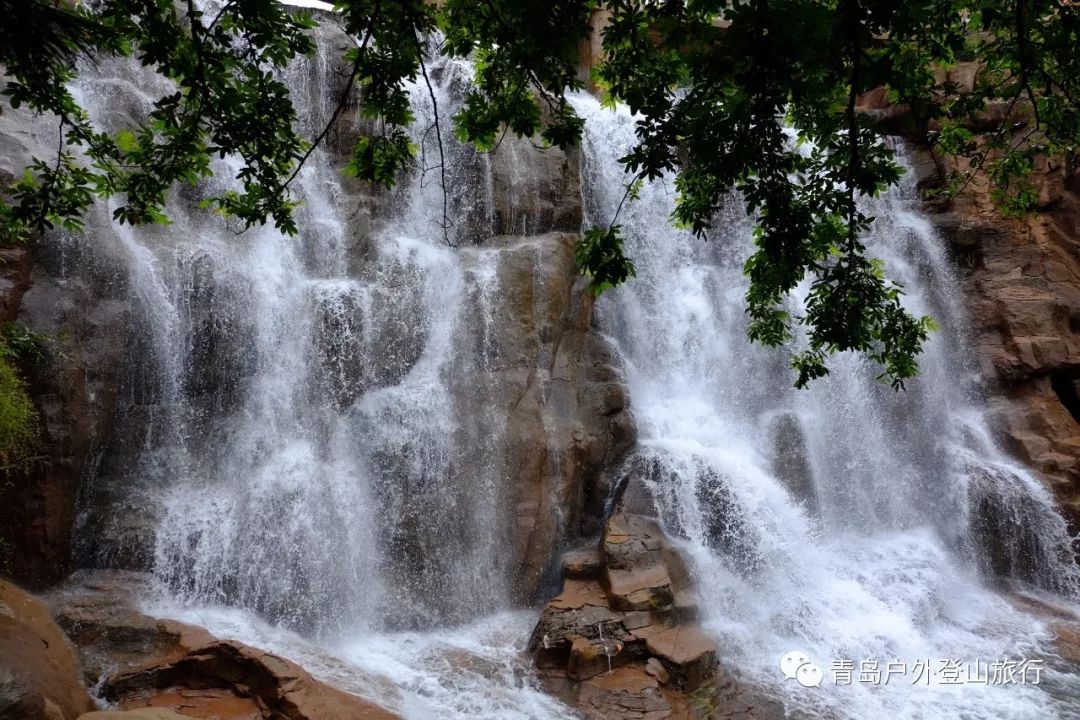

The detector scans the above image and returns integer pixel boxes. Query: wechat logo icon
[780,650,823,688]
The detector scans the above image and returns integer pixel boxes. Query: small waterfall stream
[34,12,1080,720]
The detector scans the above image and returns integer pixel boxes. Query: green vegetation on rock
[0,323,45,459]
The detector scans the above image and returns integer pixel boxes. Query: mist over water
[45,16,1080,719]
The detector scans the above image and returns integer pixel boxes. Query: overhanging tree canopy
[1,0,1077,388]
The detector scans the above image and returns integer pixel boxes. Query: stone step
[561,545,602,580]
[577,665,671,720]
[633,623,718,692]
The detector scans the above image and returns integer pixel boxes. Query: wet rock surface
[43,571,215,685]
[0,107,133,588]
[529,485,782,719]
[40,571,400,720]
[105,640,398,720]
[902,130,1080,533]
[0,579,95,720]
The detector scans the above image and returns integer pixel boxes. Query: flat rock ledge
[529,497,782,720]
[41,571,399,720]
[103,639,398,720]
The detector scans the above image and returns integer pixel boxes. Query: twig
[415,32,453,247]
[281,0,381,191]
[607,170,645,231]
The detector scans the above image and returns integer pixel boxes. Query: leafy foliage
[1,0,1077,388]
[575,225,636,295]
[0,323,43,460]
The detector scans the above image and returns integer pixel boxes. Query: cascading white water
[54,20,579,718]
[64,30,513,634]
[573,93,1080,719]
[34,8,1080,717]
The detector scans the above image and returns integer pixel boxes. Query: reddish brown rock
[44,571,215,685]
[602,513,688,613]
[528,579,641,670]
[0,580,95,720]
[79,711,196,720]
[577,665,671,719]
[105,640,399,720]
[531,483,780,718]
[42,572,399,720]
[637,624,718,691]
[916,141,1080,530]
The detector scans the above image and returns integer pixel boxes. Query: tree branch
[415,32,454,247]
[281,0,381,191]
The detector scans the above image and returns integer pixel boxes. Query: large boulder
[44,571,214,685]
[0,580,95,720]
[104,640,398,720]
[42,572,399,720]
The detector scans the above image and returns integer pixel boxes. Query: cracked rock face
[908,140,1080,531]
[529,483,782,720]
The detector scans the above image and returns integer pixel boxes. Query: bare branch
[415,33,454,247]
[282,0,381,191]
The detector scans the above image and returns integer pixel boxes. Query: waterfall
[574,93,1080,719]
[69,32,524,634]
[55,22,578,719]
[32,12,1080,719]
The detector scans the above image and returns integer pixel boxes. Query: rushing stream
[36,11,1080,720]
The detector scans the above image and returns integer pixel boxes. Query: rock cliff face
[0,111,132,590]
[0,22,635,619]
[472,231,636,602]
[907,140,1080,530]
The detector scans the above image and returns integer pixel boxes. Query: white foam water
[144,589,572,720]
[61,21,575,720]
[44,7,1080,717]
[573,93,1080,719]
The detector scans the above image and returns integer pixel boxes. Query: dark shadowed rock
[766,412,819,515]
